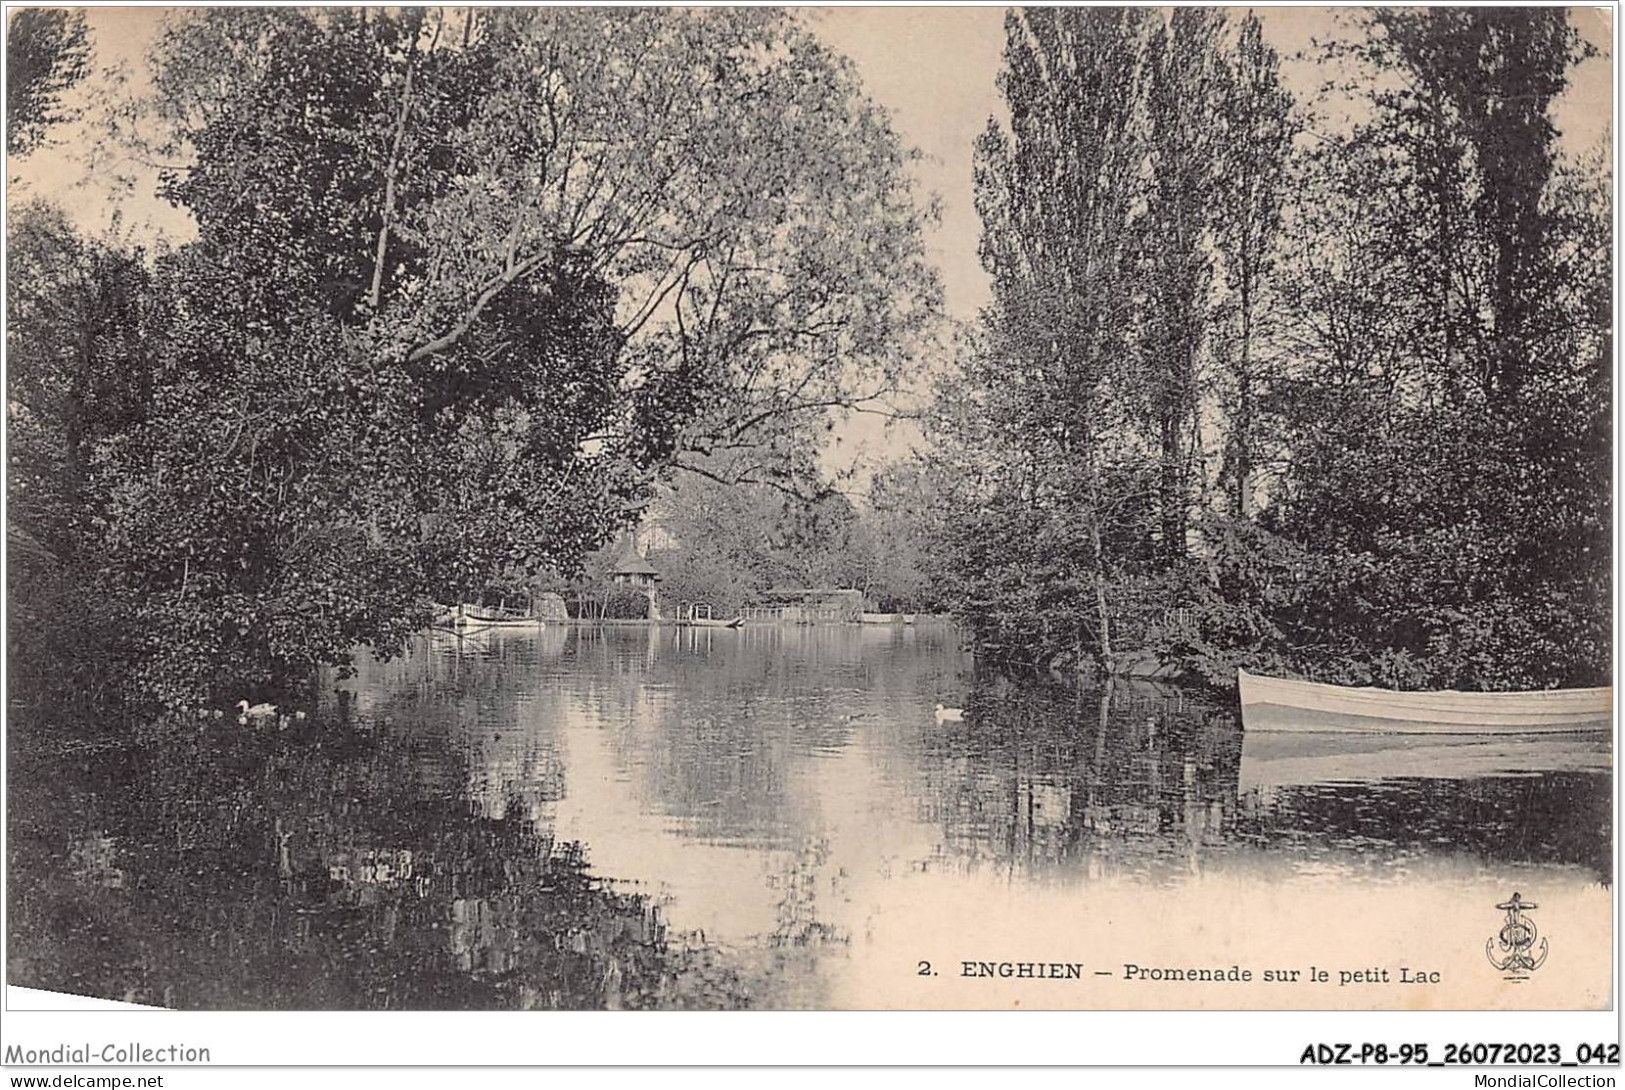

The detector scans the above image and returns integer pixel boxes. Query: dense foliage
[932,8,1609,689]
[637,455,947,617]
[8,8,937,712]
[5,8,90,157]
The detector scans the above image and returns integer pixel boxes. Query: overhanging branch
[402,251,552,364]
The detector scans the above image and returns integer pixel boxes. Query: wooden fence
[738,605,857,624]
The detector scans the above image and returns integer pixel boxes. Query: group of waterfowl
[196,700,307,729]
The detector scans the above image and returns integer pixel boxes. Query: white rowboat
[454,604,544,629]
[1238,669,1611,734]
[681,616,743,629]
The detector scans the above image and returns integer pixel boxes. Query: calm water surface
[8,624,1611,1009]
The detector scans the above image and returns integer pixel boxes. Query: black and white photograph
[2,0,1615,1052]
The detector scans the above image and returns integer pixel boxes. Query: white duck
[237,700,278,726]
[933,703,965,725]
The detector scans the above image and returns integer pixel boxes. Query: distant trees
[642,464,787,616]
[642,458,944,617]
[8,8,938,711]
[936,7,1608,688]
[858,458,953,612]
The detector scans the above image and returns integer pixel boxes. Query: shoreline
[443,616,957,628]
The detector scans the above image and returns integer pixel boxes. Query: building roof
[610,553,660,577]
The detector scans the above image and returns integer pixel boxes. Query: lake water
[8,624,1613,1010]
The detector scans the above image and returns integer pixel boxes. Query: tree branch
[403,251,552,364]
[671,456,821,503]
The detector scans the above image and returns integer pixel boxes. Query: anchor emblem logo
[1486,892,1548,978]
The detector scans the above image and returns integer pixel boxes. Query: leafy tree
[7,205,160,710]
[11,8,938,710]
[1138,9,1226,562]
[137,8,939,480]
[1212,15,1295,518]
[1260,8,1608,687]
[6,9,90,157]
[7,205,156,556]
[966,7,1155,667]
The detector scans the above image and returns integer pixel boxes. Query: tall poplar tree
[1213,15,1295,519]
[1139,9,1226,562]
[968,7,1153,666]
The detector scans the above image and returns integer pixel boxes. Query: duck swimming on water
[237,700,278,725]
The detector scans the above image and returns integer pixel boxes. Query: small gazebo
[609,553,660,589]
[608,544,661,619]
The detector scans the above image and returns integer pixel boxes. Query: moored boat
[674,603,742,628]
[860,612,904,624]
[1238,669,1612,734]
[454,604,544,629]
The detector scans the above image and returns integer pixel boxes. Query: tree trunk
[1235,268,1253,519]
[366,19,423,311]
[1089,504,1113,670]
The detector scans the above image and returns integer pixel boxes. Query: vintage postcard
[2,2,1615,1069]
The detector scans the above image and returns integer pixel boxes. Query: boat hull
[1239,669,1612,734]
[681,617,743,629]
[454,605,544,629]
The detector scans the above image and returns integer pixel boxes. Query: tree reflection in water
[8,697,751,1010]
[9,624,1610,1010]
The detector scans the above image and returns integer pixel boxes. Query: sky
[809,5,1613,469]
[814,5,1613,324]
[8,5,1615,473]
